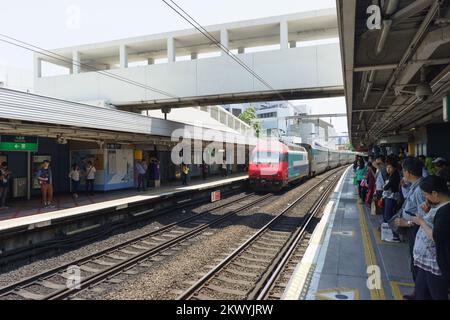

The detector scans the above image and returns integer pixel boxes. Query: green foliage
[239,107,261,137]
[345,141,354,151]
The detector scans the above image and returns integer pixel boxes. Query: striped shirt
[413,203,450,276]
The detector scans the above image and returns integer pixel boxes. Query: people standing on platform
[37,160,54,208]
[152,158,161,188]
[355,158,367,203]
[136,160,147,192]
[382,161,401,242]
[0,162,11,210]
[364,162,376,204]
[394,157,426,300]
[410,176,450,300]
[68,164,80,199]
[181,162,189,185]
[352,155,360,172]
[221,159,228,177]
[202,160,208,180]
[425,156,435,176]
[418,155,429,177]
[374,156,388,204]
[85,161,96,196]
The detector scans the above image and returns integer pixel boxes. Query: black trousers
[415,267,450,300]
[407,225,420,281]
[137,174,146,190]
[86,179,95,194]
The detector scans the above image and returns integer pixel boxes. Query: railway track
[177,167,344,300]
[0,192,273,300]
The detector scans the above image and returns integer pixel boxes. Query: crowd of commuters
[353,153,450,300]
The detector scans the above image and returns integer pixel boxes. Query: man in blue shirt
[395,157,426,299]
[135,160,147,191]
[36,160,54,208]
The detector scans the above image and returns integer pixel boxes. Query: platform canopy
[0,88,254,146]
[337,0,450,149]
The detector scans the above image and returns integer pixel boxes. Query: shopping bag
[381,222,394,241]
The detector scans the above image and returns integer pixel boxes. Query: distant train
[248,140,358,191]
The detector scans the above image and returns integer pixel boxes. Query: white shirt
[69,170,80,181]
[86,166,96,180]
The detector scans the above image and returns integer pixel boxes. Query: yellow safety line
[390,281,414,300]
[357,202,386,300]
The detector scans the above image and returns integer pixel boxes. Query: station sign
[0,135,38,152]
[107,143,122,149]
[444,94,450,122]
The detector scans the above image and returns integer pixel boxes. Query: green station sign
[0,135,38,152]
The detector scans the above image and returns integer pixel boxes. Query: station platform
[283,166,415,300]
[0,173,247,233]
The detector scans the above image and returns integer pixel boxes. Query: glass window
[251,151,280,164]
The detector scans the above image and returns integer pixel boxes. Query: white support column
[237,47,245,54]
[167,37,175,63]
[190,52,198,60]
[147,58,154,65]
[72,51,80,74]
[120,45,128,68]
[34,56,42,78]
[220,28,229,56]
[280,19,289,50]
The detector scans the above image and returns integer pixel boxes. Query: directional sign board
[0,135,38,152]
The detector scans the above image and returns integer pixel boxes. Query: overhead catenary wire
[161,0,299,109]
[0,33,178,99]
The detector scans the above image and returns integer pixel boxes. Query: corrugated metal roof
[0,87,152,134]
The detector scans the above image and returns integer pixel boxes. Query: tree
[239,107,261,137]
[345,141,354,151]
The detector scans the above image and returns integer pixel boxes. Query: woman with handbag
[355,158,367,203]
[365,162,376,204]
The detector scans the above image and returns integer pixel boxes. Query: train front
[248,141,288,191]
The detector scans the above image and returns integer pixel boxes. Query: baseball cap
[432,157,447,164]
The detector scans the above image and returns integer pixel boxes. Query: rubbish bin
[13,177,27,198]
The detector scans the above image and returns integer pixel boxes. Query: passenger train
[248,140,357,191]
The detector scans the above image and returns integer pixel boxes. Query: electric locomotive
[248,140,309,191]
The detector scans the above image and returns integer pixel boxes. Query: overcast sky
[0,0,347,133]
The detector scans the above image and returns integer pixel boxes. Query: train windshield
[251,151,280,164]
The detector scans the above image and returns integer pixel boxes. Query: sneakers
[384,237,401,243]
